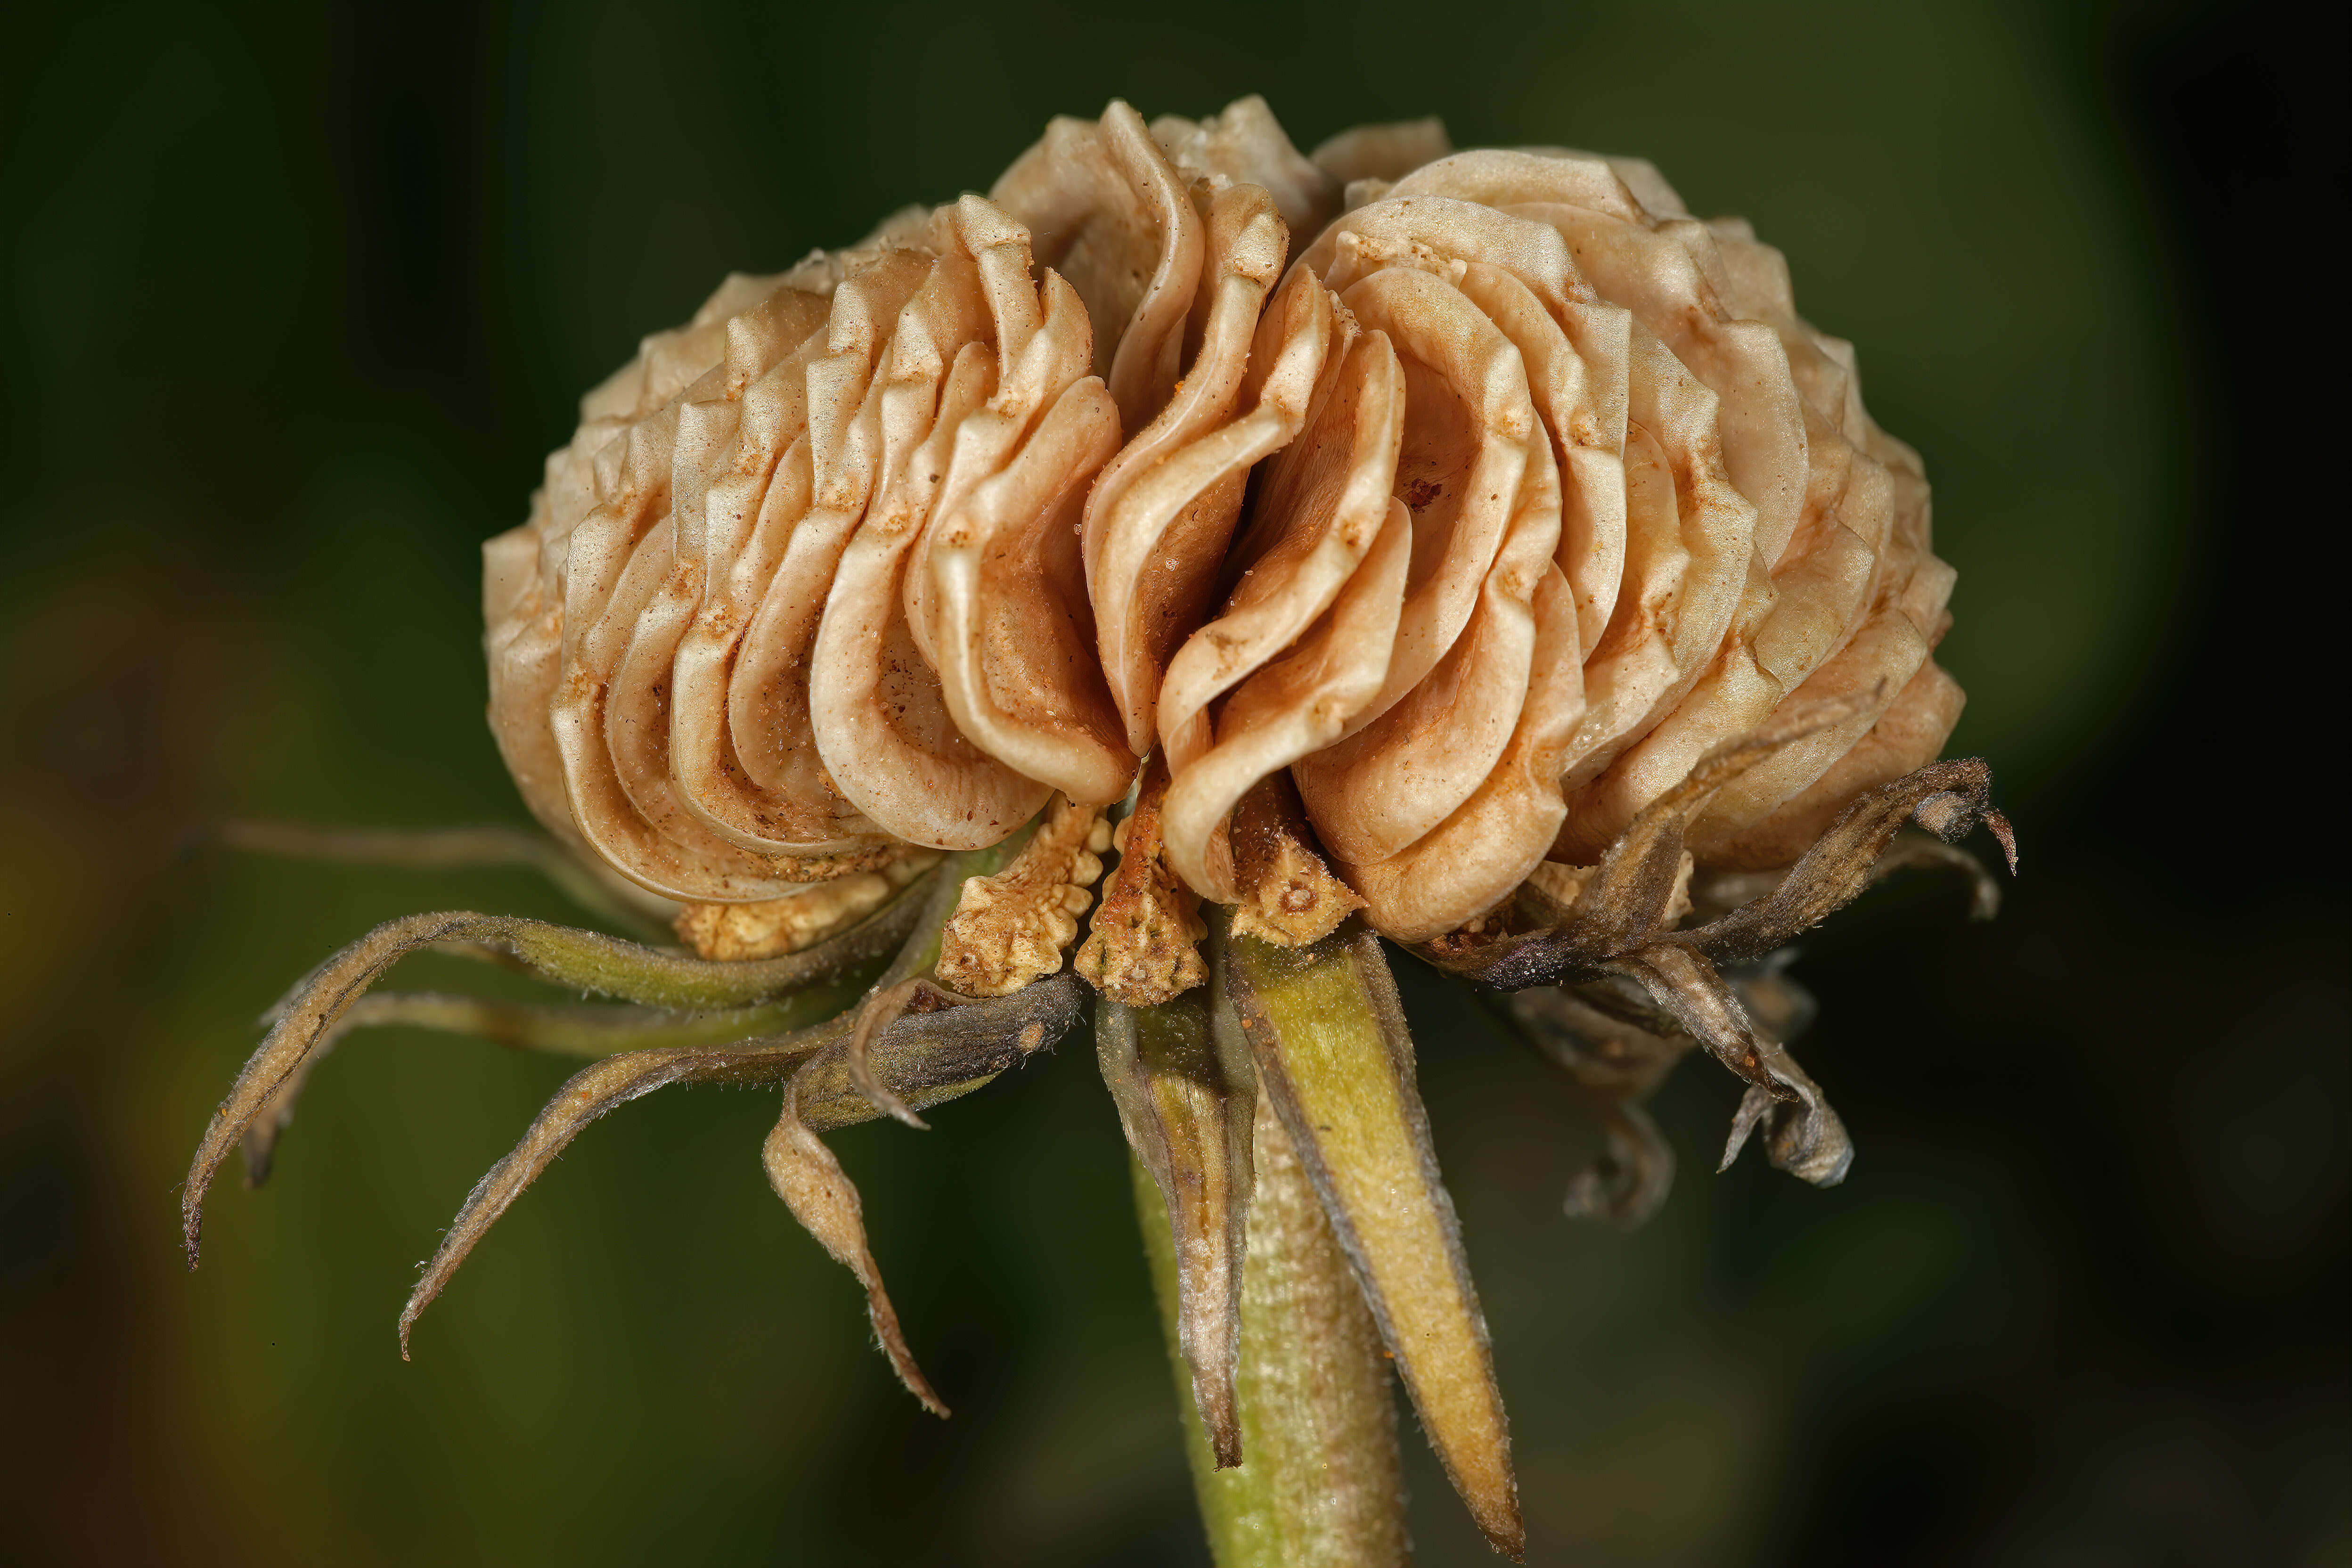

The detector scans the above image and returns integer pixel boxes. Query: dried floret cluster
[190,97,2013,1567]
[484,96,1962,964]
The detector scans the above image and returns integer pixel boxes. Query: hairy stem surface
[1137,1094,1407,1568]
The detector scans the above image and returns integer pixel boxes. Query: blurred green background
[4,1,2344,1563]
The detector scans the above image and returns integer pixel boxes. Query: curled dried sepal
[1496,985,1690,1230]
[1680,755,2012,970]
[1224,919,1524,1560]
[182,875,935,1262]
[240,991,825,1187]
[1606,943,1852,1187]
[1073,758,1209,1005]
[1868,830,2005,921]
[1096,991,1256,1466]
[766,1043,946,1416]
[1425,753,2008,994]
[1718,1047,1849,1187]
[397,977,1079,1359]
[1420,711,1812,988]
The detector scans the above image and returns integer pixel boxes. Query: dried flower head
[188,97,2013,1564]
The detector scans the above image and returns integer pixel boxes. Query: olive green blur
[3,2,2342,1564]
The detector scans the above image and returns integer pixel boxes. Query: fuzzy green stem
[1135,1093,1407,1568]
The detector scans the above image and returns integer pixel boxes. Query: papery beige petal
[992,99,1205,430]
[548,261,931,899]
[1295,193,1638,658]
[1309,117,1452,187]
[1329,265,1534,723]
[1301,193,1587,314]
[669,363,832,850]
[1148,95,1337,237]
[1494,189,1808,569]
[1339,564,1585,942]
[1550,321,1767,859]
[554,410,819,900]
[1087,205,1312,754]
[807,198,1131,844]
[1155,301,1379,767]
[1162,497,1412,907]
[921,371,1128,799]
[606,292,832,866]
[1707,658,1966,870]
[1387,147,1648,223]
[1449,261,1628,659]
[1294,416,1557,866]
[1158,324,1410,904]
[728,249,944,848]
[664,276,889,856]
[1688,594,1935,853]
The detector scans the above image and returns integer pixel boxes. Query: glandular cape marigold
[189,97,2013,1565]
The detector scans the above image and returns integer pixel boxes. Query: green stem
[1135,1094,1407,1568]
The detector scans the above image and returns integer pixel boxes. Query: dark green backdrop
[4,2,2343,1564]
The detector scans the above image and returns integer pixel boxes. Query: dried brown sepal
[1225,780,1364,948]
[1602,944,1775,1096]
[1869,830,2005,921]
[1421,720,1799,987]
[1683,756,2010,969]
[181,884,936,1265]
[1559,700,1870,945]
[1096,990,1257,1466]
[239,991,820,1187]
[1074,758,1209,1004]
[1604,943,1852,1187]
[1497,985,1691,1230]
[842,978,956,1130]
[1718,1048,1851,1186]
[764,1042,947,1417]
[675,849,942,961]
[1422,753,2005,993]
[396,977,1079,1358]
[1520,856,1694,932]
[1225,919,1525,1560]
[935,794,1110,997]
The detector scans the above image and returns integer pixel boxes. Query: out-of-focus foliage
[2,2,2343,1564]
